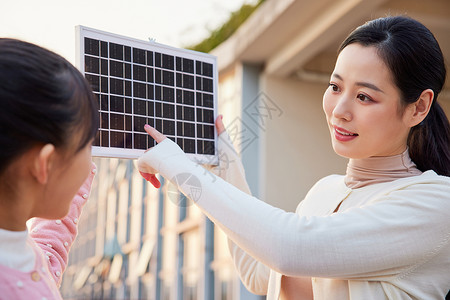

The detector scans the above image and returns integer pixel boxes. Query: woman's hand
[140,115,225,188]
[139,124,166,188]
[216,114,225,136]
[144,124,166,143]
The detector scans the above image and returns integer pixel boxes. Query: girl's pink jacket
[0,164,96,300]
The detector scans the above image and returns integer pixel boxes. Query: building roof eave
[212,0,390,77]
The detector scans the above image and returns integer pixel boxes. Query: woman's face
[323,43,411,159]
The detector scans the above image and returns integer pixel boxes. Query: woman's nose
[332,95,352,121]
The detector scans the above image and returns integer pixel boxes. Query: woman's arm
[28,163,96,286]
[212,130,312,298]
[138,126,450,280]
[207,125,270,295]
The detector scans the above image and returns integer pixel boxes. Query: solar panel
[75,26,218,165]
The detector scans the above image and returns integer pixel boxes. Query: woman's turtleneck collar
[345,149,422,189]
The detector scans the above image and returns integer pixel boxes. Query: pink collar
[345,149,422,189]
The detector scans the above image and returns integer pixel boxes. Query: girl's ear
[31,144,55,184]
[405,89,434,127]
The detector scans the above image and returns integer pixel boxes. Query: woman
[138,16,450,299]
[0,39,98,299]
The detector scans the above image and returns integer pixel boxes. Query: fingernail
[144,124,150,129]
[140,171,152,181]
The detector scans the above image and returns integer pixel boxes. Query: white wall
[260,75,347,212]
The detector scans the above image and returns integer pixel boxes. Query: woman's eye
[329,83,339,92]
[357,94,372,102]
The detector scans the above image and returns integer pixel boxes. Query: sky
[0,0,256,64]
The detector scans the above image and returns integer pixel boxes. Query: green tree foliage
[187,0,265,53]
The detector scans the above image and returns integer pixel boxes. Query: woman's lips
[333,125,358,142]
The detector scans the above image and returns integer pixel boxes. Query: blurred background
[3,0,449,299]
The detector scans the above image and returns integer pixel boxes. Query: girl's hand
[140,115,226,188]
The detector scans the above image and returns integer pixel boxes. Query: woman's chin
[331,143,363,160]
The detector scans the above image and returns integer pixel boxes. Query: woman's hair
[339,16,450,176]
[0,38,99,175]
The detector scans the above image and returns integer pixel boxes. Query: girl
[0,39,98,299]
[138,16,450,299]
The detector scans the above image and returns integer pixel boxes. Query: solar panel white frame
[76,25,218,165]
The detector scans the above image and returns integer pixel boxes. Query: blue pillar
[204,218,215,300]
[240,63,265,300]
[155,177,165,300]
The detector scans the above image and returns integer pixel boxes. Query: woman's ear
[405,89,434,127]
[32,144,55,184]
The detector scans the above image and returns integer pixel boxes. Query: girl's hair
[0,38,99,175]
[339,16,450,176]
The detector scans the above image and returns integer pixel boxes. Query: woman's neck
[345,149,422,189]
